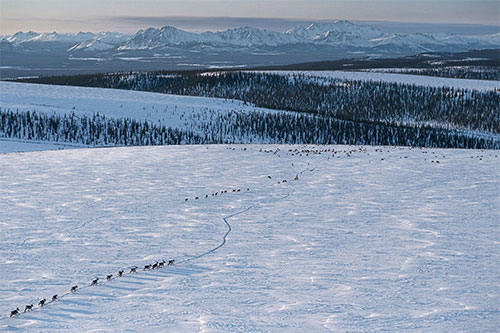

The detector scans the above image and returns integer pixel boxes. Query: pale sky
[0,0,498,34]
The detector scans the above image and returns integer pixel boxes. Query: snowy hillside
[0,81,309,147]
[3,72,498,126]
[255,70,500,91]
[0,144,498,331]
[0,81,281,131]
[2,78,499,149]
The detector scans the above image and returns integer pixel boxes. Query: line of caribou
[9,259,175,318]
[185,188,249,202]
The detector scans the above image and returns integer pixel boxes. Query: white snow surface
[0,144,498,331]
[255,70,500,91]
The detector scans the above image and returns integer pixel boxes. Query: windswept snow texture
[0,145,498,331]
[257,70,500,91]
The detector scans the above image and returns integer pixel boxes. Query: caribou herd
[8,259,175,318]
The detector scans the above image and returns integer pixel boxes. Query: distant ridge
[2,20,498,53]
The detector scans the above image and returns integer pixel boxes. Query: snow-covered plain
[0,145,498,331]
[256,70,500,91]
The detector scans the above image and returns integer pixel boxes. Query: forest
[370,67,500,81]
[1,108,498,149]
[21,71,500,132]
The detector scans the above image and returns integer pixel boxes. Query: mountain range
[1,20,498,78]
[3,20,498,52]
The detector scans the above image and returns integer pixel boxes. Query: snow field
[0,144,498,331]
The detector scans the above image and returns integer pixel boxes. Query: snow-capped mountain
[6,31,95,45]
[5,31,40,44]
[285,20,383,40]
[118,25,302,50]
[212,26,302,46]
[118,26,207,50]
[68,32,132,51]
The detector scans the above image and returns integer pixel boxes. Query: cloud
[108,16,500,35]
[1,15,497,35]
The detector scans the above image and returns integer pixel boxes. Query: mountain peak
[119,26,202,50]
[160,26,181,32]
[286,20,383,41]
[306,20,354,30]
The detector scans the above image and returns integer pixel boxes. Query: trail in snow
[182,206,253,264]
[182,163,314,264]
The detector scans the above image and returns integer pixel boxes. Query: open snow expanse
[0,145,498,331]
[256,70,500,91]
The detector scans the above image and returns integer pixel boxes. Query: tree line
[374,67,500,81]
[1,109,499,149]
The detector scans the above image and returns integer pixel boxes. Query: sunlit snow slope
[0,145,498,331]
[0,81,279,128]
